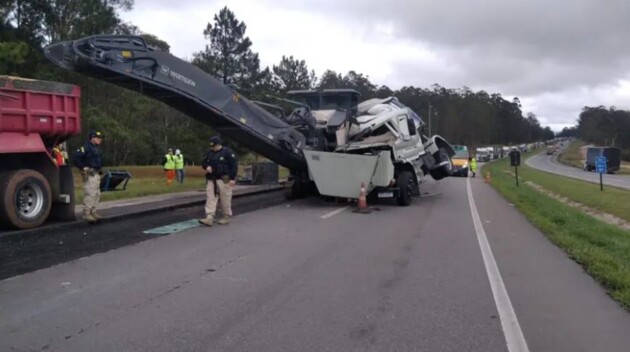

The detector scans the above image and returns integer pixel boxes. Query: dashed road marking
[320,206,349,219]
[467,177,530,352]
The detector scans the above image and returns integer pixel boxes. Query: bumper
[453,167,469,176]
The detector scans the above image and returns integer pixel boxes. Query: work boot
[198,216,214,226]
[91,209,103,220]
[83,210,97,223]
[217,217,230,225]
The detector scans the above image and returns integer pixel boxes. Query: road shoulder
[470,177,630,352]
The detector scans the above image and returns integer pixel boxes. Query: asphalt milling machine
[45,35,455,205]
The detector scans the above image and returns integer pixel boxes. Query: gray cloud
[265,0,630,91]
[125,0,630,128]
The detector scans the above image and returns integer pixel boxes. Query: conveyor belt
[45,35,307,170]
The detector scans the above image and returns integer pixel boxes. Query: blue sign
[595,156,607,174]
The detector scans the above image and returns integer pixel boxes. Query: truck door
[394,114,423,161]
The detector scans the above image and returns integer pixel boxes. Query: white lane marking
[320,206,349,219]
[467,177,530,352]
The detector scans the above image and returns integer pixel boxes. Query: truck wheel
[396,171,414,206]
[0,170,52,230]
[430,147,453,180]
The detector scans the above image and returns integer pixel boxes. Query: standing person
[163,148,176,186]
[72,130,104,223]
[469,156,477,178]
[198,136,237,226]
[52,144,65,166]
[174,149,185,184]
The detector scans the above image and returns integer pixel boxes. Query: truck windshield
[294,94,356,111]
[453,150,469,159]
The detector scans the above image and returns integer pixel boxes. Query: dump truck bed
[0,76,81,143]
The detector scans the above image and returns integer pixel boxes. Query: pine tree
[272,55,316,92]
[192,6,263,93]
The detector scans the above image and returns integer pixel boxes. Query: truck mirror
[509,150,521,167]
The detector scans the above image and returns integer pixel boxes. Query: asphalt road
[0,191,288,280]
[526,151,630,190]
[1,177,630,351]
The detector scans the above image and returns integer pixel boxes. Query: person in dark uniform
[72,130,104,223]
[198,136,238,226]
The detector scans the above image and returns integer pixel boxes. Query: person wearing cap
[174,149,185,184]
[72,130,105,223]
[198,136,238,226]
[163,148,176,186]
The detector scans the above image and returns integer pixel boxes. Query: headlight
[463,162,468,168]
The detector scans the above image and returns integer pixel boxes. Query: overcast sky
[121,0,630,131]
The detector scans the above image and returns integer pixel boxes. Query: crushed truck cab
[302,97,455,205]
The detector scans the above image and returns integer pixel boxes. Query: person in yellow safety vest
[163,148,176,186]
[174,149,185,184]
[469,156,477,178]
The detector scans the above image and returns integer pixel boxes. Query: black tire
[429,147,454,180]
[396,170,414,206]
[0,169,52,230]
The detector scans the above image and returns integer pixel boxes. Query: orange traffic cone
[354,182,371,214]
[484,171,491,183]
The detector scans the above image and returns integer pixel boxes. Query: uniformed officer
[198,136,238,226]
[72,130,104,223]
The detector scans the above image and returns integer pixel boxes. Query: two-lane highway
[1,177,630,351]
[527,151,630,190]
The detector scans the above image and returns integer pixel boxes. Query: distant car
[546,145,555,155]
[451,145,469,177]
[475,147,491,162]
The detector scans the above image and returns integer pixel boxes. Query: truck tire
[0,169,52,230]
[430,147,454,180]
[396,170,414,206]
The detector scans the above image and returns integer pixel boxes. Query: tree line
[572,107,630,160]
[1,1,553,166]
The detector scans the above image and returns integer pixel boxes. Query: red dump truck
[0,76,81,229]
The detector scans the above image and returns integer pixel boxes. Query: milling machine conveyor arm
[45,35,307,171]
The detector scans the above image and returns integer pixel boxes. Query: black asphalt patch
[0,191,286,280]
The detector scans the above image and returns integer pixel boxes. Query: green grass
[514,163,630,223]
[81,177,207,202]
[484,153,630,310]
[557,139,586,169]
[73,166,207,203]
[74,164,289,203]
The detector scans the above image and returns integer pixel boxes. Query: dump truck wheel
[430,148,453,180]
[396,171,414,206]
[0,169,52,230]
